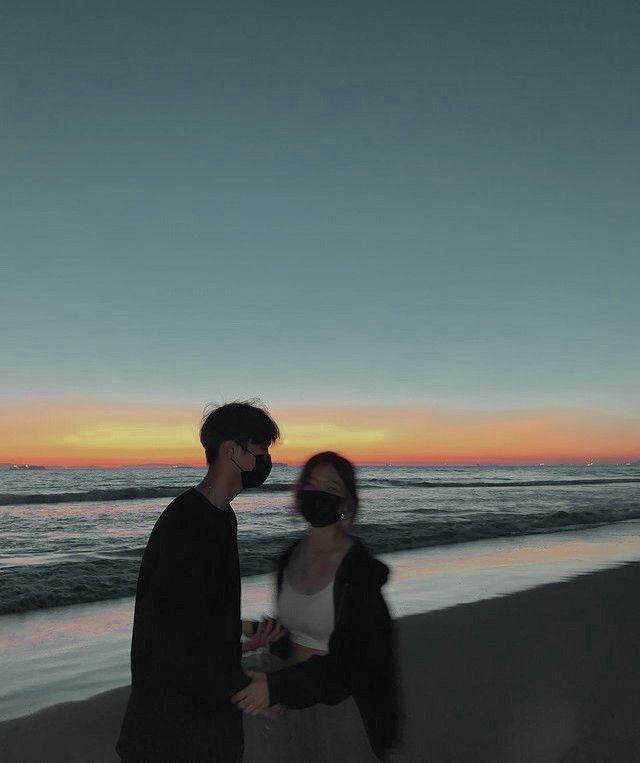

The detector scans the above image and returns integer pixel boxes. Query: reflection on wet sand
[1,519,639,721]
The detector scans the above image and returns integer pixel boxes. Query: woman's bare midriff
[285,642,328,666]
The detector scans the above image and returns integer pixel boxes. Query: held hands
[241,617,287,654]
[235,618,287,718]
[232,671,281,716]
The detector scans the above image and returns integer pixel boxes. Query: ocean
[1,464,639,616]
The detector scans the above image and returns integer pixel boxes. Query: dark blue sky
[2,0,639,415]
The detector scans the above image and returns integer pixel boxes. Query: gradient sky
[1,401,638,466]
[1,1,639,462]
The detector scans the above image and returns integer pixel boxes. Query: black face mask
[299,490,344,527]
[233,447,272,490]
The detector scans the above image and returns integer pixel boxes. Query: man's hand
[232,671,271,714]
[241,617,287,653]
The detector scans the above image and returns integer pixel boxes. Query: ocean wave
[0,482,295,506]
[2,477,639,507]
[368,477,640,489]
[2,502,639,616]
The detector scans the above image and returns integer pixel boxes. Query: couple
[116,401,398,762]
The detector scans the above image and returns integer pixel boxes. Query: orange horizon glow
[0,400,638,467]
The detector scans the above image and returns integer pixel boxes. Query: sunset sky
[1,1,638,465]
[0,401,637,466]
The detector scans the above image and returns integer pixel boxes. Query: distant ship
[10,464,46,470]
[273,462,289,467]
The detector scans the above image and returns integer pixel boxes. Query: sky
[1,401,638,466]
[1,1,639,464]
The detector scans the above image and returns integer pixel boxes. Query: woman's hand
[232,670,271,714]
[241,617,287,653]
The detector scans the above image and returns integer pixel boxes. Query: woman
[236,452,399,762]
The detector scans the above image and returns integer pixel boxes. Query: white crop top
[277,570,335,652]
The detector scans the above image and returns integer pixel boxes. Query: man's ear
[220,440,235,460]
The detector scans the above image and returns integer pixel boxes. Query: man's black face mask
[233,447,272,489]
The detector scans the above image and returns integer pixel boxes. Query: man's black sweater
[116,488,249,762]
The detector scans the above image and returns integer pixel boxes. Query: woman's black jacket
[267,537,399,761]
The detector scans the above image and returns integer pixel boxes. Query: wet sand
[1,561,638,762]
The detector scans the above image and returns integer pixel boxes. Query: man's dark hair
[294,451,360,518]
[199,400,280,465]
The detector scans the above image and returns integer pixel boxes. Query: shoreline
[2,519,640,723]
[1,560,639,761]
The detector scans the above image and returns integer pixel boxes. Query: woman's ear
[339,507,354,525]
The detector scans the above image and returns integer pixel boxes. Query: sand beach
[1,560,639,762]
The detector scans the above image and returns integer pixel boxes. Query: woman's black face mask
[299,490,344,527]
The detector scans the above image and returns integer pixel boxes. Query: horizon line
[2,458,638,469]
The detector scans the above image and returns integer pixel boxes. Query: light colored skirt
[241,650,381,763]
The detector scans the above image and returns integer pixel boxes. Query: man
[117,401,280,762]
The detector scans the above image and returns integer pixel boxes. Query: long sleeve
[134,511,249,703]
[349,589,399,747]
[267,648,352,707]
